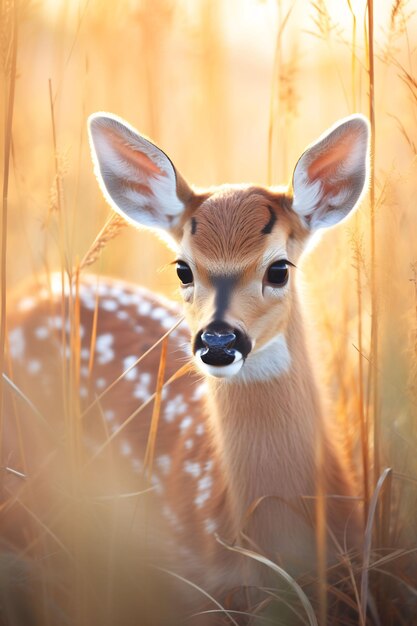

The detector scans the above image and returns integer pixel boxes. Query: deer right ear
[88,113,193,232]
[291,115,369,230]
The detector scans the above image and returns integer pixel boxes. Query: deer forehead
[179,186,301,273]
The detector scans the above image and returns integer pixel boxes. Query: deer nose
[201,331,236,350]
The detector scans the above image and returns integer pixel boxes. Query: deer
[2,113,369,623]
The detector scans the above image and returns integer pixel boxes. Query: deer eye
[266,261,289,287]
[176,261,193,285]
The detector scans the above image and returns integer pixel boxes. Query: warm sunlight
[2,1,417,625]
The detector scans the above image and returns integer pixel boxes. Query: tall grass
[1,0,417,624]
[0,0,18,466]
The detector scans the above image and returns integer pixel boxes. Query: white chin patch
[194,350,244,378]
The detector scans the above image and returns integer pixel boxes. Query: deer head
[88,113,369,381]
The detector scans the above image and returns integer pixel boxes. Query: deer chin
[194,350,244,379]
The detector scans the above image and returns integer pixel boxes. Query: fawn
[3,113,369,620]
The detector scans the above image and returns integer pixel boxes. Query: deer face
[88,113,369,380]
[174,186,306,379]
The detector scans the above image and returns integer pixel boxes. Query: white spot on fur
[195,473,213,508]
[8,328,25,359]
[140,372,152,387]
[192,382,208,401]
[96,377,106,389]
[104,409,115,421]
[101,299,118,312]
[80,348,90,360]
[160,316,176,330]
[184,461,201,478]
[151,473,163,495]
[117,292,133,306]
[35,326,49,340]
[96,333,114,365]
[81,294,96,310]
[184,439,193,451]
[162,505,183,533]
[138,300,151,316]
[123,355,137,381]
[204,518,218,534]
[28,359,41,374]
[120,440,132,456]
[133,372,151,401]
[179,416,193,433]
[164,394,188,423]
[96,283,109,296]
[117,310,128,320]
[195,424,205,436]
[156,455,171,475]
[79,386,88,398]
[151,307,167,321]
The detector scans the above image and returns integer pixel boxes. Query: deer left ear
[88,113,194,233]
[292,115,369,230]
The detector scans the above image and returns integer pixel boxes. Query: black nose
[193,322,252,368]
[201,331,236,350]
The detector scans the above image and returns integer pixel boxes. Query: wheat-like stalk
[79,214,127,272]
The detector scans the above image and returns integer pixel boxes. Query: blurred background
[3,0,417,473]
[2,0,417,622]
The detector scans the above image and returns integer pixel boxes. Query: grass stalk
[367,0,378,492]
[267,1,294,185]
[0,0,18,458]
[360,467,392,622]
[144,337,168,481]
[346,0,357,111]
[48,78,70,434]
[315,423,327,625]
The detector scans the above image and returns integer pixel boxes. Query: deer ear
[292,115,369,230]
[88,113,193,231]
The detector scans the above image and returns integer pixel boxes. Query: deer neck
[205,294,322,541]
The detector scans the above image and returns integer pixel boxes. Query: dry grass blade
[79,213,127,272]
[155,566,240,626]
[0,0,18,439]
[191,609,275,624]
[215,536,318,626]
[2,372,51,432]
[88,275,100,377]
[360,467,392,621]
[267,1,295,185]
[3,466,26,480]
[144,337,168,480]
[260,587,310,625]
[366,0,380,494]
[13,494,73,559]
[93,486,155,501]
[372,566,417,598]
[393,471,417,487]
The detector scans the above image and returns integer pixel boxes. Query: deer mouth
[194,349,244,378]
